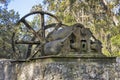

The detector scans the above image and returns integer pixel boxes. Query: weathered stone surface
[0,58,120,80]
[0,59,16,80]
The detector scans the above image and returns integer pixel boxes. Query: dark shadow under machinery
[12,11,104,59]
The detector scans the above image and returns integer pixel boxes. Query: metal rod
[15,40,41,44]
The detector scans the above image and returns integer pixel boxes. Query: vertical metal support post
[41,14,45,56]
[41,14,45,39]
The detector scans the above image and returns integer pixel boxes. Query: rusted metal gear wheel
[12,11,62,59]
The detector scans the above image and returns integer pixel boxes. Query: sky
[8,0,43,18]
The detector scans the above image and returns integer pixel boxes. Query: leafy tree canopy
[0,0,20,58]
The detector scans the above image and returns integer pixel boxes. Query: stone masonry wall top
[0,58,120,80]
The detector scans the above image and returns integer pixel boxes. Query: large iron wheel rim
[12,11,62,59]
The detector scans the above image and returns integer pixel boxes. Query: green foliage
[111,34,120,47]
[102,48,111,57]
[0,5,20,58]
[30,4,42,12]
[0,0,11,8]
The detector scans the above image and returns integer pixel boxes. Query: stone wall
[0,57,120,80]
